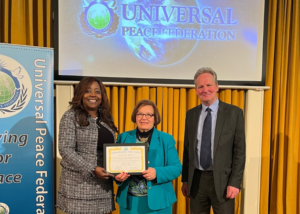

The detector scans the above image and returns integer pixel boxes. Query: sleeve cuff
[90,166,97,178]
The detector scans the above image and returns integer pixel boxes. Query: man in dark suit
[181,67,245,214]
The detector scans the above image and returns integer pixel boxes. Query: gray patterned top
[56,109,116,214]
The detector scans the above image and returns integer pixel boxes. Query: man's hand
[226,186,239,199]
[181,183,190,198]
[93,167,114,179]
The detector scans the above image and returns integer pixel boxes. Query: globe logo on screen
[0,203,9,214]
[87,4,111,30]
[79,0,119,38]
[0,55,32,118]
[121,0,200,65]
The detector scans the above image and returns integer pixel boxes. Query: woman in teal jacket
[115,100,182,214]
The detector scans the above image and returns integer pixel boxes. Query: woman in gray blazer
[56,77,118,214]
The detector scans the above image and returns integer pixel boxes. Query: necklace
[137,133,151,143]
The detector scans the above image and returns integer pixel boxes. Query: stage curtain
[260,0,300,213]
[106,86,245,214]
[0,0,52,47]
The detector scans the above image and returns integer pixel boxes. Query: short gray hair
[194,67,218,86]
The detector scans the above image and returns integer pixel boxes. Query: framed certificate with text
[103,143,148,175]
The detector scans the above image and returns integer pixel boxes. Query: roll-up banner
[0,43,54,214]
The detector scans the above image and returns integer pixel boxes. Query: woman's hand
[115,172,130,182]
[93,167,114,179]
[142,167,156,181]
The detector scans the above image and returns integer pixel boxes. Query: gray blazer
[182,100,245,203]
[57,109,116,214]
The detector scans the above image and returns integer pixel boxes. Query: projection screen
[54,0,268,85]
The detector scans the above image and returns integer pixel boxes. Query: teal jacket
[116,128,182,210]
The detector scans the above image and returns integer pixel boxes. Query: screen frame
[53,0,269,86]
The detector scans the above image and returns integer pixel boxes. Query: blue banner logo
[0,203,9,214]
[0,55,32,118]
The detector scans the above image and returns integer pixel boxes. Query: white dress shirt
[194,99,219,170]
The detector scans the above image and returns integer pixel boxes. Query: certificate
[103,143,148,175]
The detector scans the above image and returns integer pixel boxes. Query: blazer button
[149,187,151,190]
[148,161,150,164]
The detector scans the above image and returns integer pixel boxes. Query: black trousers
[190,169,234,214]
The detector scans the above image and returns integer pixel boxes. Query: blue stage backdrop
[0,44,54,214]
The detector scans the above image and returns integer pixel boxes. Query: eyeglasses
[136,113,154,119]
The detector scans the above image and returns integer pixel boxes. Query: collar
[137,127,154,138]
[201,98,219,113]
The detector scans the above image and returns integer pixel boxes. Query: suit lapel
[148,128,159,167]
[214,101,227,154]
[149,128,159,150]
[125,129,136,143]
